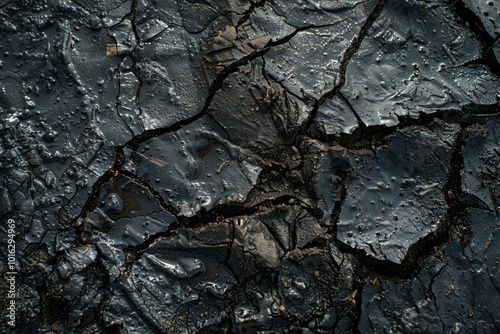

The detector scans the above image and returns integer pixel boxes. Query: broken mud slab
[122,116,262,217]
[1,0,499,333]
[207,61,312,165]
[99,207,353,333]
[306,121,460,264]
[358,208,500,333]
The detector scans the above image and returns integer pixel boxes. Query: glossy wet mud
[0,0,498,333]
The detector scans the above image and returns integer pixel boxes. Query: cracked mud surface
[0,0,498,333]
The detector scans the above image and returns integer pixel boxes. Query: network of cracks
[0,0,499,333]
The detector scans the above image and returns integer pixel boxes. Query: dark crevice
[111,56,136,137]
[304,0,388,131]
[236,0,266,28]
[127,21,337,151]
[428,264,447,333]
[70,34,276,224]
[338,91,367,128]
[447,0,500,77]
[118,194,301,280]
[117,220,183,282]
[396,124,469,277]
[332,125,470,281]
[266,23,338,47]
[180,194,297,225]
[119,170,179,216]
[126,46,270,150]
[0,1,13,9]
[129,0,141,47]
[312,103,500,150]
[68,145,125,224]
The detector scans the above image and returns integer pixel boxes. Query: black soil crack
[447,0,500,77]
[312,103,499,150]
[67,145,125,225]
[69,42,270,224]
[428,264,447,333]
[236,0,266,28]
[68,20,355,225]
[332,125,470,281]
[126,46,270,150]
[304,0,388,131]
[119,170,179,216]
[395,124,469,278]
[338,91,367,128]
[266,23,338,47]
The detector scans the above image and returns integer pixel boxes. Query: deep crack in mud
[0,0,499,333]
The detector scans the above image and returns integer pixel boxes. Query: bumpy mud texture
[0,0,499,333]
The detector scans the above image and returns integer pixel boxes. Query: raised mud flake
[264,27,344,99]
[461,117,500,211]
[359,208,500,333]
[179,2,221,34]
[295,214,326,249]
[123,116,262,217]
[335,123,460,264]
[204,24,271,68]
[208,63,281,149]
[258,204,322,252]
[341,0,500,127]
[200,22,275,99]
[83,174,176,281]
[239,3,297,42]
